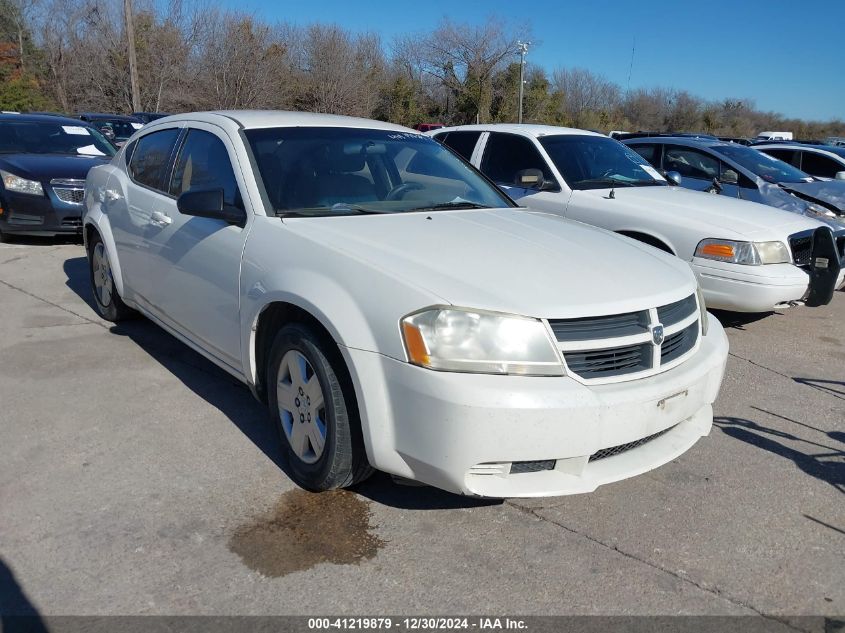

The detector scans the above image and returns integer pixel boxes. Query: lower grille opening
[510,459,555,474]
[589,424,677,462]
[61,218,82,228]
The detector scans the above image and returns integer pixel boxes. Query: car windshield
[245,127,513,216]
[92,119,141,142]
[538,135,667,190]
[0,120,116,156]
[711,144,811,184]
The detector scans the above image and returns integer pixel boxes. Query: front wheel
[267,324,372,491]
[88,233,135,321]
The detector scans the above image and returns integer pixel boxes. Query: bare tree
[552,67,620,127]
[403,17,527,124]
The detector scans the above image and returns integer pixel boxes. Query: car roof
[623,136,733,150]
[434,123,604,138]
[755,143,845,158]
[0,112,96,126]
[151,110,416,133]
[79,113,143,121]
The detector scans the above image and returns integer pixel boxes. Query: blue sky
[225,0,843,121]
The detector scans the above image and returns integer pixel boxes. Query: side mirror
[835,171,845,181]
[665,170,682,186]
[721,169,739,185]
[177,188,244,226]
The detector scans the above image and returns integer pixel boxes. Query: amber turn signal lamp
[699,243,734,258]
[402,321,430,366]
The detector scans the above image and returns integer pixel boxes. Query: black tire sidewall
[266,324,354,491]
[88,233,128,321]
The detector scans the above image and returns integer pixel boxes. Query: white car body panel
[432,124,836,312]
[83,111,730,497]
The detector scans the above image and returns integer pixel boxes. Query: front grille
[661,322,699,364]
[53,187,84,204]
[657,295,697,326]
[563,343,652,378]
[550,293,699,381]
[789,233,813,266]
[510,460,555,474]
[548,311,648,341]
[589,424,677,462]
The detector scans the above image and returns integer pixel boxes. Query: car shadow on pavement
[714,416,844,494]
[710,309,776,330]
[353,472,502,510]
[0,557,49,632]
[63,256,100,314]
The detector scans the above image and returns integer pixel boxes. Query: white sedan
[431,125,845,312]
[83,111,728,498]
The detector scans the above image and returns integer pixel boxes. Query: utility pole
[124,0,141,112]
[516,41,530,124]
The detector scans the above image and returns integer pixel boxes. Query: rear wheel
[88,233,135,321]
[267,324,372,491]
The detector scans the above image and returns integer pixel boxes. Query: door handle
[150,211,172,227]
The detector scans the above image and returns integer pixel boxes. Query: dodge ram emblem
[651,324,665,346]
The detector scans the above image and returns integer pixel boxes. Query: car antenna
[606,186,616,199]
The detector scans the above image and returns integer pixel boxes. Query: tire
[88,232,135,321]
[266,323,372,491]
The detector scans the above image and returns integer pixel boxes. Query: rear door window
[629,143,660,166]
[439,131,482,161]
[127,128,180,192]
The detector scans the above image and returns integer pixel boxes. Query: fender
[615,228,678,256]
[83,171,129,301]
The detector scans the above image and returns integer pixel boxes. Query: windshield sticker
[641,165,666,181]
[76,144,106,156]
[62,125,90,136]
[130,122,144,130]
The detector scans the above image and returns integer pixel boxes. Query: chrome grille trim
[546,293,700,384]
[53,188,84,204]
[50,179,85,205]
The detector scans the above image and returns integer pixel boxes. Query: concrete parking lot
[0,241,842,622]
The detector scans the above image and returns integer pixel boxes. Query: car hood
[777,180,845,214]
[574,185,822,240]
[284,207,697,319]
[0,153,110,182]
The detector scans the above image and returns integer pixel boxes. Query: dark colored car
[78,113,144,146]
[623,136,845,225]
[0,113,115,240]
[132,112,170,124]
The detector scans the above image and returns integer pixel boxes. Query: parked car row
[3,109,844,500]
[430,124,845,312]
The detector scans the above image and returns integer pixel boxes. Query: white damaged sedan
[83,111,728,498]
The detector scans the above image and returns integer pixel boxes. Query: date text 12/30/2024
[308,618,528,630]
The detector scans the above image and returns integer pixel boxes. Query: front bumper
[0,188,83,236]
[692,259,821,312]
[346,312,728,498]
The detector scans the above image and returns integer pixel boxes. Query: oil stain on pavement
[228,488,385,577]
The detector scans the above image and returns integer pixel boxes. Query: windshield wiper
[408,201,490,211]
[572,177,635,188]
[276,204,390,218]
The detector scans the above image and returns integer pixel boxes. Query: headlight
[696,285,709,336]
[0,170,44,196]
[694,239,790,265]
[806,203,836,219]
[401,307,564,376]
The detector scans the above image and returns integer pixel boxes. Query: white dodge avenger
[83,111,728,498]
